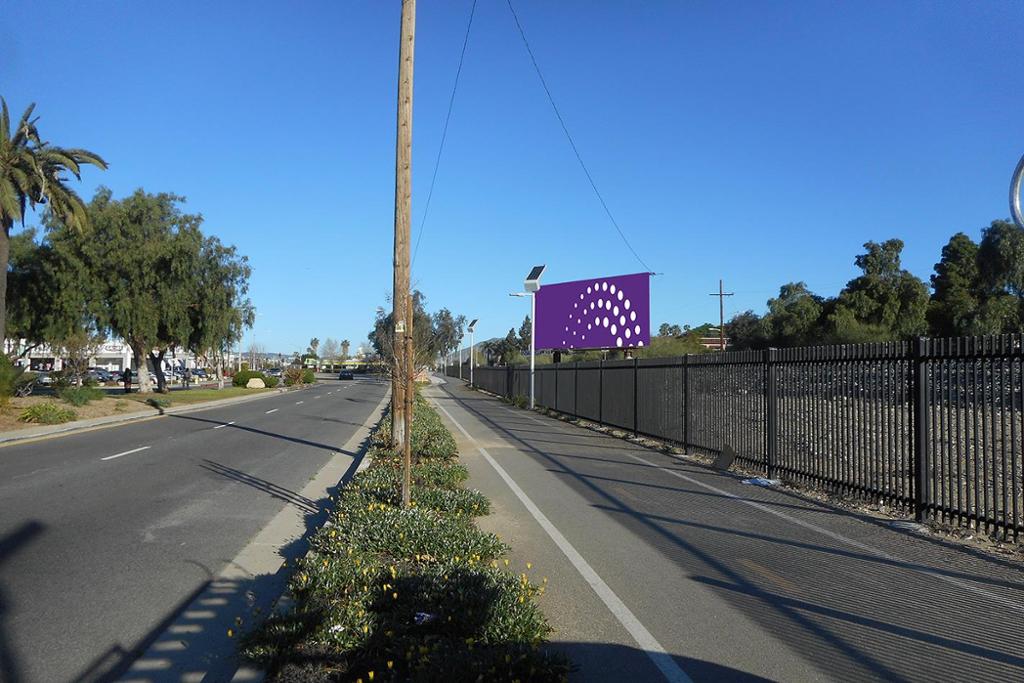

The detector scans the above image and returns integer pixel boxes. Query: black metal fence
[445,335,1024,540]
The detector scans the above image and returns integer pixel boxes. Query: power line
[411,0,478,268]
[504,0,653,274]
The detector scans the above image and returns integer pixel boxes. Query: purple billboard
[535,272,651,350]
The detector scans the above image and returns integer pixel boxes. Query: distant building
[699,336,730,351]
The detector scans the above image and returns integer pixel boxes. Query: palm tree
[0,97,106,343]
[341,339,350,360]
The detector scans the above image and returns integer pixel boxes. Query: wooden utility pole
[392,0,415,469]
[708,279,734,351]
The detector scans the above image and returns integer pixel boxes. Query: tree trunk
[0,224,10,349]
[149,350,168,393]
[217,353,225,390]
[131,343,152,393]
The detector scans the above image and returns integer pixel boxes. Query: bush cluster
[20,403,77,424]
[244,394,569,682]
[58,385,106,406]
[302,368,316,384]
[233,370,268,388]
[284,367,313,387]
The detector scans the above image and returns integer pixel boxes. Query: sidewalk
[425,377,1024,683]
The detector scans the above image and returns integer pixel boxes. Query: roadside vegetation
[243,393,570,682]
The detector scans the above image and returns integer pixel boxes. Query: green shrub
[19,403,76,424]
[146,396,172,409]
[513,394,528,409]
[302,368,315,384]
[0,356,26,401]
[264,375,279,388]
[373,396,458,461]
[58,385,106,406]
[232,370,267,387]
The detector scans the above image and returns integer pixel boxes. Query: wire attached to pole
[505,0,653,274]
[411,0,479,268]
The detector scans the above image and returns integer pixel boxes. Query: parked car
[193,368,208,378]
[267,367,282,377]
[338,370,354,380]
[36,372,54,386]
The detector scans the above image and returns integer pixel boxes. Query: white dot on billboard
[587,324,592,330]
[611,324,617,334]
[594,316,600,326]
[598,298,603,308]
[590,302,595,310]
[602,282,608,291]
[635,325,641,334]
[638,341,644,347]
[625,299,631,309]
[617,291,623,301]
[610,284,616,294]
[630,310,636,321]
[616,337,623,347]
[625,329,631,339]
[620,315,626,326]
[565,326,568,332]
[576,318,581,324]
[613,306,619,316]
[603,317,609,327]
[586,287,591,294]
[580,294,584,300]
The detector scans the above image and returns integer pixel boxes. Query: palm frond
[0,177,23,227]
[0,97,9,146]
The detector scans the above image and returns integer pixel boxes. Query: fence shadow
[439,381,1024,682]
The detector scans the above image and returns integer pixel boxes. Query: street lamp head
[524,265,546,293]
[468,318,478,334]
[509,292,529,298]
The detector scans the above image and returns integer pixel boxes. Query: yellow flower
[387,661,394,670]
[369,672,375,681]
[226,628,234,638]
[526,562,532,570]
[393,592,398,600]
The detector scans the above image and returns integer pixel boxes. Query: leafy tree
[928,232,984,337]
[431,308,466,361]
[320,338,340,361]
[829,239,929,342]
[658,323,683,337]
[975,220,1024,332]
[517,316,531,354]
[341,339,350,359]
[725,311,768,350]
[0,98,107,344]
[55,187,252,393]
[762,282,824,346]
[308,337,320,358]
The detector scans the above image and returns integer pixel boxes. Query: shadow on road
[0,521,45,683]
[67,433,373,683]
[168,413,354,454]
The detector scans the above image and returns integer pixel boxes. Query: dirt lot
[0,395,154,432]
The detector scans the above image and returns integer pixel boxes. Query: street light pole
[467,318,478,387]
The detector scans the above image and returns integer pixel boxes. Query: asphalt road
[430,377,1024,682]
[0,377,387,683]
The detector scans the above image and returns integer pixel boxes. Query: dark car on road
[338,370,354,380]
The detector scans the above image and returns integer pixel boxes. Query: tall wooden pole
[392,0,415,456]
[403,294,414,506]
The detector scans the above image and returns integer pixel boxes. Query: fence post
[912,337,930,522]
[633,357,639,437]
[765,348,778,479]
[599,360,604,426]
[573,362,579,419]
[682,355,690,450]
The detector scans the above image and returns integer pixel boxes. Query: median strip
[101,446,151,461]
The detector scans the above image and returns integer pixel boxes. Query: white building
[5,338,211,374]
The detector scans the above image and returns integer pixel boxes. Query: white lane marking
[295,401,304,405]
[213,421,236,430]
[314,395,321,399]
[265,408,279,414]
[433,400,692,683]
[102,446,151,461]
[511,408,1024,616]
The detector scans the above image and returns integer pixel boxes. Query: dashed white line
[265,408,279,414]
[295,401,304,405]
[102,446,151,462]
[213,421,236,430]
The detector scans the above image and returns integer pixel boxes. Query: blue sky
[4,1,1023,352]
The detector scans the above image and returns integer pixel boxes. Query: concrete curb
[0,384,317,447]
